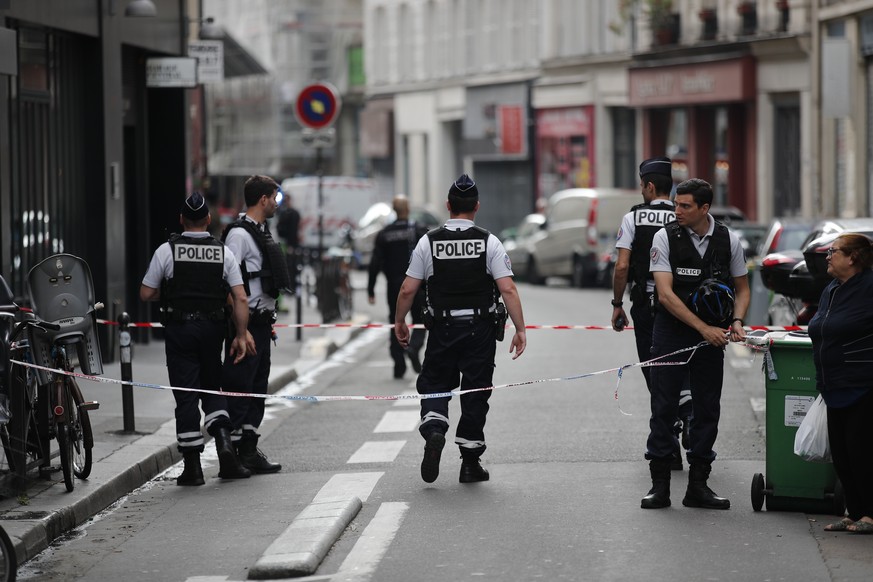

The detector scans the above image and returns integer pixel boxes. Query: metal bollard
[119,312,136,432]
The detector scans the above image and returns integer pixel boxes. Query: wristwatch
[611,299,623,307]
[731,318,744,326]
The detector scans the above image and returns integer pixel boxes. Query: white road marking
[313,472,384,504]
[373,409,420,433]
[334,502,409,582]
[750,397,766,412]
[347,441,407,464]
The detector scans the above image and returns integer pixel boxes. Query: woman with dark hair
[808,233,873,533]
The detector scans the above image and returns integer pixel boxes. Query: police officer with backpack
[394,174,527,485]
[642,178,749,510]
[612,156,693,470]
[140,192,255,485]
[221,175,292,474]
[367,194,429,379]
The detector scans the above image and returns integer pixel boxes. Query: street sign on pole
[295,82,342,130]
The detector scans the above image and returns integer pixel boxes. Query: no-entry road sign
[295,83,342,130]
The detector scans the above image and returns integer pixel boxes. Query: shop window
[18,27,49,96]
[666,109,688,182]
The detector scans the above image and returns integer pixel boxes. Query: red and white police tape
[95,318,807,332]
[9,339,769,407]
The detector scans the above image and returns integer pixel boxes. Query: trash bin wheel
[832,478,846,516]
[751,472,766,512]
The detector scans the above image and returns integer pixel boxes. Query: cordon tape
[9,335,771,413]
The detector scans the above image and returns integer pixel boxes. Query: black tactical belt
[249,308,277,324]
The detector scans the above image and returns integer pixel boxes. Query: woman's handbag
[793,394,832,463]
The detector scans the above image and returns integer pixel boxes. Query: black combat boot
[421,432,445,483]
[683,463,730,510]
[641,459,672,509]
[214,427,251,480]
[459,457,490,483]
[177,451,205,486]
[237,433,282,474]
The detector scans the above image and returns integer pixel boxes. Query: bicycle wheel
[67,377,92,479]
[0,523,17,582]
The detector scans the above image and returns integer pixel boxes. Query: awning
[219,30,268,78]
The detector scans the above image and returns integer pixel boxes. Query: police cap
[181,192,209,221]
[639,156,672,179]
[449,174,478,199]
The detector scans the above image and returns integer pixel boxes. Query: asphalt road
[16,275,873,582]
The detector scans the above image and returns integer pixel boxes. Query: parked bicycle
[0,254,103,493]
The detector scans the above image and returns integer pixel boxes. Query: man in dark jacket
[368,195,429,378]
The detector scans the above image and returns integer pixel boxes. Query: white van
[528,187,640,287]
[280,176,389,250]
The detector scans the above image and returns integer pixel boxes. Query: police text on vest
[432,239,486,259]
[635,209,675,227]
[174,244,224,263]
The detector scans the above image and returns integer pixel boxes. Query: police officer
[394,174,527,484]
[642,178,749,510]
[612,156,692,470]
[140,192,254,485]
[221,175,292,474]
[367,194,429,379]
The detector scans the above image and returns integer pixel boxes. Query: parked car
[527,188,639,287]
[500,213,545,281]
[351,202,442,268]
[759,218,873,324]
[728,221,768,261]
[709,205,747,225]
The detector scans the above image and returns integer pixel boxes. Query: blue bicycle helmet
[690,278,735,326]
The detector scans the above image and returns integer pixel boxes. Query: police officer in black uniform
[367,194,429,379]
[140,192,254,485]
[612,156,693,470]
[221,175,292,474]
[642,178,749,510]
[394,174,527,484]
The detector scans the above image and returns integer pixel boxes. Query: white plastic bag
[793,394,831,463]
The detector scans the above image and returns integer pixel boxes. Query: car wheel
[571,256,586,288]
[527,258,545,285]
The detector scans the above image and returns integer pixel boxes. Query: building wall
[0,0,189,356]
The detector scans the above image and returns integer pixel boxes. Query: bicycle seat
[26,254,103,381]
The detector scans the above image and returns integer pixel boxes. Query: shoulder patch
[650,248,659,263]
[616,226,623,241]
[504,253,512,271]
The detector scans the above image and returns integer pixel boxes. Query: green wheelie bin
[750,330,845,514]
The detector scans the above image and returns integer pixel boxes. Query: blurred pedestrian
[140,192,254,485]
[221,175,292,474]
[368,194,429,379]
[808,233,873,533]
[643,178,749,510]
[394,174,527,484]
[275,188,302,312]
[612,156,692,470]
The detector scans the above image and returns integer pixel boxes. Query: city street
[15,273,873,582]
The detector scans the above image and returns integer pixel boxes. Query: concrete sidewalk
[0,294,370,567]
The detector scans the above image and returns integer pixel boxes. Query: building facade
[362,1,847,230]
[202,0,367,207]
[0,0,193,357]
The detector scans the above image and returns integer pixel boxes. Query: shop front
[535,105,595,199]
[629,56,757,218]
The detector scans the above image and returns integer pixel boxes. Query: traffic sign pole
[296,83,342,260]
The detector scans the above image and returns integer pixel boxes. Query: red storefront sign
[628,57,756,107]
[499,105,525,155]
